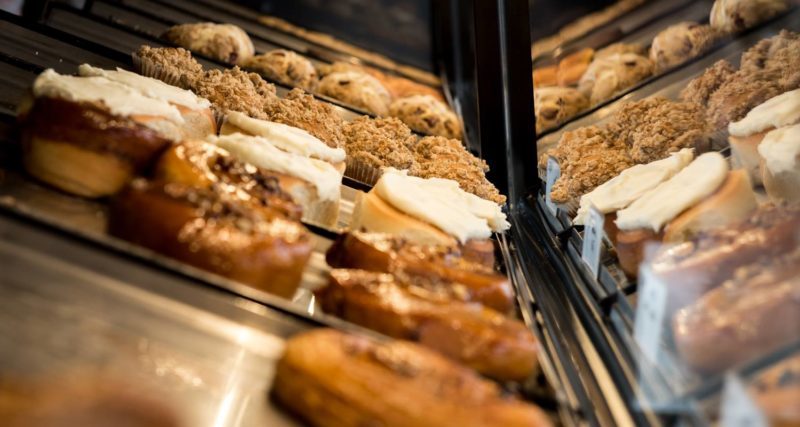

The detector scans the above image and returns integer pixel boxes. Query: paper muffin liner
[212,108,227,134]
[131,52,189,89]
[557,197,580,219]
[344,157,383,186]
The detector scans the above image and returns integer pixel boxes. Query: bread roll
[273,329,552,427]
[326,232,512,312]
[162,23,254,65]
[109,179,311,298]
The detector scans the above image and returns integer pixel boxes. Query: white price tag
[545,156,560,215]
[634,266,667,363]
[581,206,604,278]
[720,374,767,427]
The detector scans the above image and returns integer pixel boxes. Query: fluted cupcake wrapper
[344,157,383,186]
[132,53,191,90]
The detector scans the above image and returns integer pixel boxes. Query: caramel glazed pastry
[17,68,214,198]
[109,140,314,299]
[273,329,553,427]
[161,22,255,65]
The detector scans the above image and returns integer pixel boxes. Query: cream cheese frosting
[225,111,346,163]
[729,89,800,136]
[209,133,341,201]
[615,152,728,231]
[575,149,694,225]
[372,169,510,243]
[78,64,211,110]
[33,69,184,124]
[758,124,800,174]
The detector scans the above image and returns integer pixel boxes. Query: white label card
[581,206,604,278]
[545,156,560,215]
[634,266,667,363]
[720,374,767,427]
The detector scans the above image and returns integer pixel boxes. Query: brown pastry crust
[615,228,662,278]
[740,30,800,90]
[317,270,539,382]
[411,136,505,204]
[273,328,552,427]
[533,65,558,88]
[264,88,346,149]
[343,116,416,169]
[109,179,311,298]
[706,69,784,131]
[673,248,800,375]
[556,48,594,87]
[19,97,173,198]
[326,232,512,313]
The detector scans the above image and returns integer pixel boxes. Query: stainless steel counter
[0,211,314,426]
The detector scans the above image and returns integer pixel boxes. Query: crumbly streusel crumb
[606,97,710,163]
[548,126,633,204]
[342,116,416,169]
[135,45,204,84]
[679,60,736,106]
[263,88,346,148]
[189,67,277,119]
[410,136,506,204]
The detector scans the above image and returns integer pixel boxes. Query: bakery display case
[528,0,800,425]
[0,0,797,425]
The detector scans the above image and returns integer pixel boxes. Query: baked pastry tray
[0,16,564,422]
